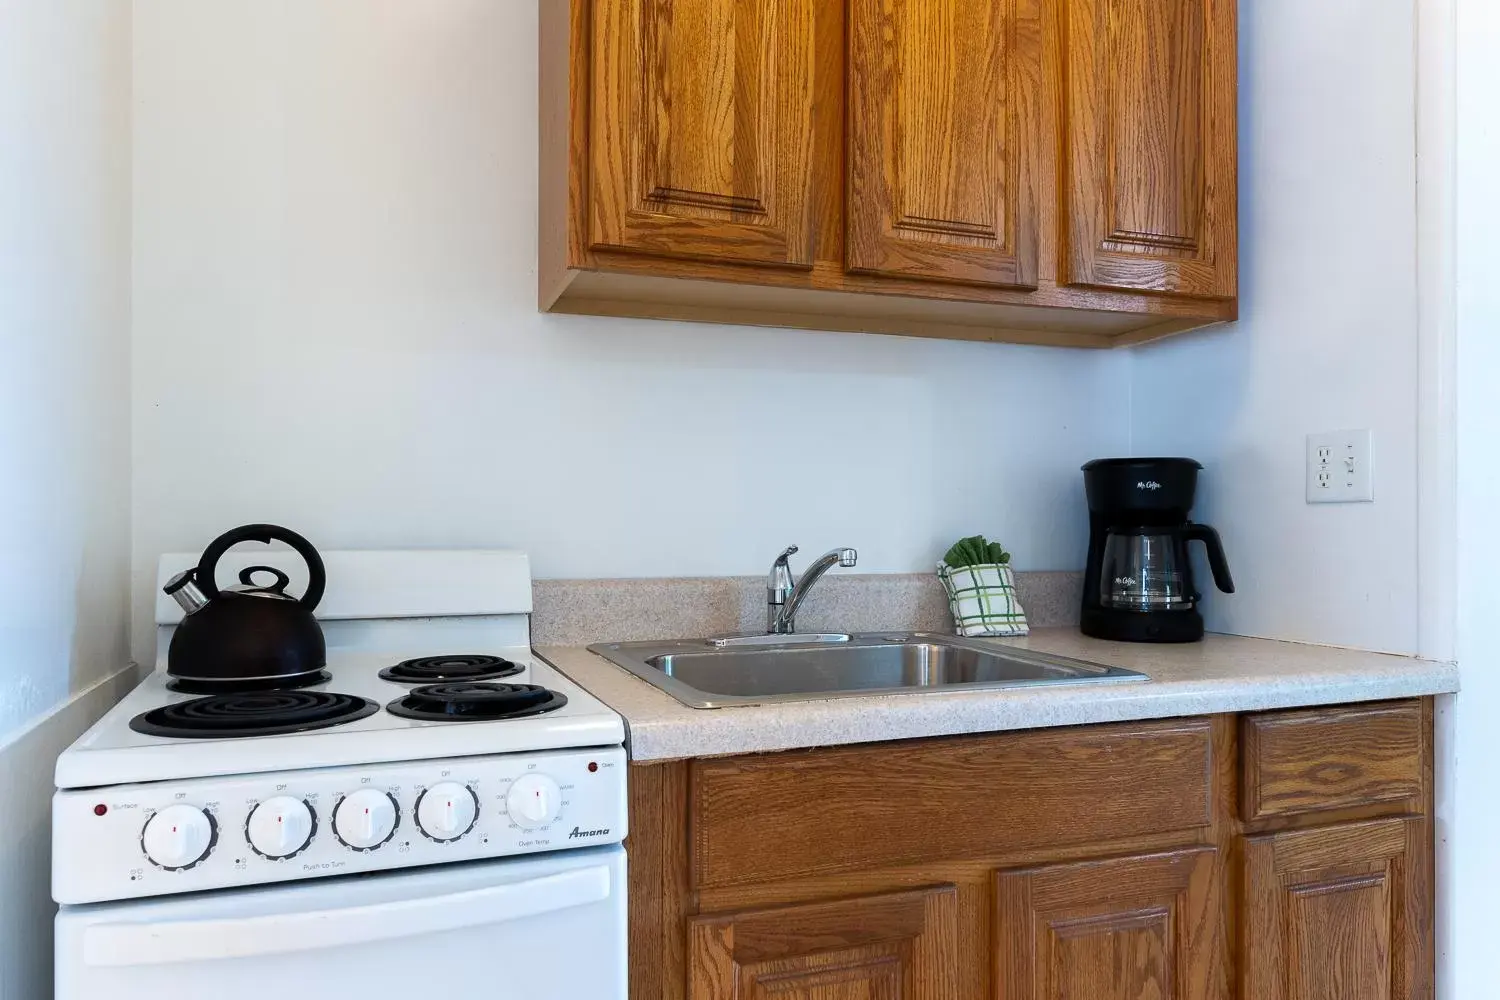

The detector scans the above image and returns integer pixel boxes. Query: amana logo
[569,826,611,840]
[1136,480,1163,491]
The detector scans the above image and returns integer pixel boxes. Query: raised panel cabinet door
[589,0,818,267]
[847,0,1041,288]
[1244,818,1433,1000]
[687,886,959,1000]
[1059,0,1236,298]
[995,848,1228,1000]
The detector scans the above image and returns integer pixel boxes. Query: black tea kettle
[163,524,328,687]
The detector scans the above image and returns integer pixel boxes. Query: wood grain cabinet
[627,702,1434,1000]
[1058,0,1236,298]
[587,0,819,269]
[687,887,960,1000]
[540,0,1239,348]
[995,849,1227,1000]
[846,0,1041,289]
[1243,819,1431,1000]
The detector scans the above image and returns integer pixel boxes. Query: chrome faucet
[767,545,858,634]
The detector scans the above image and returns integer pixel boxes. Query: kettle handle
[1179,523,1235,594]
[195,524,327,611]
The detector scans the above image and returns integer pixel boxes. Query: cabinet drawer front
[1240,701,1424,821]
[689,720,1213,888]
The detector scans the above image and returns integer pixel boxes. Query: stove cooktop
[56,650,624,789]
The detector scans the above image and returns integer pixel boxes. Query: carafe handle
[1179,523,1235,594]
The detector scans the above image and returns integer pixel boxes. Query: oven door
[56,845,625,1000]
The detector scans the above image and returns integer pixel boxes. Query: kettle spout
[163,569,208,615]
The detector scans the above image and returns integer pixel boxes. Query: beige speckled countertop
[539,630,1458,761]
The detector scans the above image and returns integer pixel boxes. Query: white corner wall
[0,1,134,996]
[1450,0,1500,992]
[128,0,1132,665]
[1129,0,1421,654]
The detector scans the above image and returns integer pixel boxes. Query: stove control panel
[52,746,627,905]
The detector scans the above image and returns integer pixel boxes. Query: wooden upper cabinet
[543,0,1241,344]
[1059,0,1236,299]
[1243,818,1432,1000]
[687,886,959,1000]
[996,849,1228,1000]
[847,0,1041,288]
[588,0,818,268]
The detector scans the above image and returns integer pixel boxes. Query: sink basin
[586,632,1146,709]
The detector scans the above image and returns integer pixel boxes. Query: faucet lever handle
[774,545,799,566]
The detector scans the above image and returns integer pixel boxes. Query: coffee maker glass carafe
[1098,529,1193,611]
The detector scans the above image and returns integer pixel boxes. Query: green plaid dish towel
[937,562,1030,637]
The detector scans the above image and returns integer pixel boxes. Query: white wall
[128,0,1132,665]
[1129,0,1421,654]
[0,1,134,996]
[1449,0,1500,991]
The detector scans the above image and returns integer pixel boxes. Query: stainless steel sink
[586,632,1146,709]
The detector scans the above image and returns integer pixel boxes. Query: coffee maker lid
[1081,457,1204,472]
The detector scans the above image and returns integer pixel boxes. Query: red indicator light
[588,762,599,773]
[93,804,108,816]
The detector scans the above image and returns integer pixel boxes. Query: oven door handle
[83,863,613,967]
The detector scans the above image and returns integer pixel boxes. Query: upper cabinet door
[1060,0,1236,299]
[589,0,818,268]
[847,0,1042,288]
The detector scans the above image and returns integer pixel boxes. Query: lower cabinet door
[995,848,1227,1000]
[1244,817,1432,1000]
[686,885,958,1000]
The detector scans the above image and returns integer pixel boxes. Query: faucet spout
[766,546,858,634]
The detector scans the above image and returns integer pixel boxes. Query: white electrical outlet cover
[1306,430,1374,503]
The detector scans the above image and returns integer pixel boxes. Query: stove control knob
[141,804,216,870]
[416,783,479,842]
[246,796,316,859]
[506,774,562,829]
[333,789,399,851]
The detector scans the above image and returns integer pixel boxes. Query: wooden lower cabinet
[629,702,1435,1000]
[995,849,1226,1000]
[687,887,959,1000]
[1244,818,1432,1000]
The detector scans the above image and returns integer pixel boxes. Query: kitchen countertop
[538,629,1459,762]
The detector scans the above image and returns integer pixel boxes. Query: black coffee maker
[1081,458,1235,643]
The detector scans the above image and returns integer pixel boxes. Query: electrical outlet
[1306,430,1374,503]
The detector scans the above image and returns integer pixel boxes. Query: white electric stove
[52,550,628,1000]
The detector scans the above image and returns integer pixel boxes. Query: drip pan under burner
[130,691,378,739]
[386,683,567,723]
